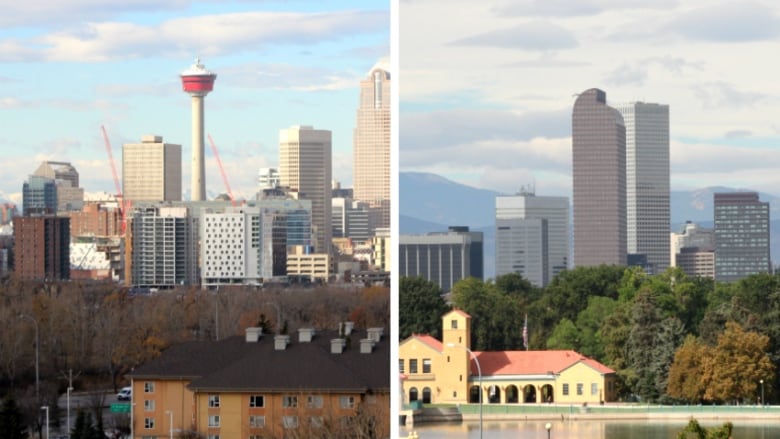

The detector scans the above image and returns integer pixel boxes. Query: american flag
[523,313,528,350]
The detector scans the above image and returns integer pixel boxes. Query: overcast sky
[399,0,780,197]
[0,0,389,205]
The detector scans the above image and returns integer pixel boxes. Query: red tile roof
[472,350,615,376]
[407,334,443,352]
[446,309,471,318]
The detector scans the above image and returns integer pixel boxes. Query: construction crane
[101,125,130,233]
[208,133,237,207]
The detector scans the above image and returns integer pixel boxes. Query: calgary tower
[180,57,217,201]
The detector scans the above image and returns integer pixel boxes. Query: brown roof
[129,328,389,394]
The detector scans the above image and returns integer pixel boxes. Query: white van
[117,387,132,401]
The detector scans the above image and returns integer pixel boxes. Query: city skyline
[400,0,780,198]
[0,0,389,206]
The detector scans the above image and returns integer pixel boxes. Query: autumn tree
[667,335,708,403]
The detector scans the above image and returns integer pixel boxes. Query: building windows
[144,418,155,429]
[144,382,155,393]
[307,395,323,409]
[591,383,599,396]
[577,383,583,396]
[451,319,458,329]
[409,359,418,374]
[282,395,298,408]
[422,358,432,374]
[207,435,220,439]
[249,395,264,408]
[208,394,220,408]
[562,384,569,395]
[282,416,298,429]
[310,416,324,428]
[340,395,355,409]
[249,415,265,428]
[143,400,154,411]
[399,359,404,374]
[208,415,220,427]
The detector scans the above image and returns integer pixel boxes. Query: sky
[399,0,780,198]
[0,0,389,205]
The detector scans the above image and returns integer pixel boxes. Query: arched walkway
[409,387,418,402]
[469,385,481,403]
[523,384,537,403]
[506,385,519,403]
[422,387,432,404]
[541,384,554,403]
[488,385,501,404]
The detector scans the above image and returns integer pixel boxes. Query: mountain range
[400,171,780,278]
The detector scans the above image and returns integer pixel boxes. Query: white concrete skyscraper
[279,126,332,254]
[353,67,391,230]
[495,191,569,287]
[615,102,670,274]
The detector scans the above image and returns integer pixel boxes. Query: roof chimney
[274,334,290,350]
[360,338,375,354]
[367,327,384,342]
[331,338,346,354]
[245,327,263,343]
[298,328,315,343]
[343,321,354,336]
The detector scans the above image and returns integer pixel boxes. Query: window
[409,359,418,374]
[422,358,432,374]
[207,436,220,439]
[282,395,298,408]
[144,418,155,429]
[208,415,220,427]
[591,383,599,396]
[144,400,154,411]
[310,416,324,428]
[340,396,355,409]
[577,383,583,396]
[562,384,569,395]
[399,359,404,374]
[208,394,220,408]
[249,415,265,428]
[144,382,155,393]
[282,416,298,428]
[249,395,264,408]
[451,319,458,329]
[307,395,323,408]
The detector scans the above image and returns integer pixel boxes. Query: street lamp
[760,379,765,406]
[19,314,39,399]
[545,422,552,439]
[41,406,49,439]
[447,343,482,439]
[66,386,74,433]
[165,410,173,439]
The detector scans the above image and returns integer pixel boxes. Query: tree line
[400,266,778,404]
[0,278,388,437]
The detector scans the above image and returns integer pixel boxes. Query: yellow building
[128,325,389,438]
[399,309,617,406]
[287,245,330,282]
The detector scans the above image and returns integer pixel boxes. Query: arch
[469,385,481,403]
[488,385,501,404]
[541,384,555,403]
[422,387,432,404]
[505,385,520,403]
[409,387,418,402]
[523,384,537,403]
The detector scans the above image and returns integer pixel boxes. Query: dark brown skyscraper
[572,88,627,267]
[13,215,70,280]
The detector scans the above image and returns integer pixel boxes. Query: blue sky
[0,0,389,204]
[400,0,780,198]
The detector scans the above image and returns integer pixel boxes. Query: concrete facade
[123,135,182,202]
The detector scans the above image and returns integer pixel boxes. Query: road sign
[110,403,130,413]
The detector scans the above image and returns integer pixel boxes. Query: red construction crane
[207,133,237,207]
[100,125,130,233]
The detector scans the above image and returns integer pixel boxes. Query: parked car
[117,387,132,401]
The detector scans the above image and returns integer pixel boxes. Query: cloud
[220,63,362,91]
[724,129,752,139]
[0,0,191,28]
[400,108,570,151]
[668,1,780,42]
[691,82,767,108]
[604,63,648,86]
[2,10,388,62]
[450,22,577,51]
[493,0,679,17]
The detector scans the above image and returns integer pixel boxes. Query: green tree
[451,277,523,351]
[626,290,663,401]
[0,394,27,439]
[575,296,618,360]
[546,318,579,351]
[677,419,733,439]
[653,317,686,402]
[399,276,449,340]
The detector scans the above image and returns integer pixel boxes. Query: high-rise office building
[279,126,332,254]
[399,226,483,293]
[33,161,84,212]
[22,175,57,215]
[13,215,70,280]
[614,102,670,274]
[572,88,627,267]
[495,192,569,287]
[123,135,182,202]
[353,67,391,230]
[714,192,770,282]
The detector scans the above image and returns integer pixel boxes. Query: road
[54,390,128,437]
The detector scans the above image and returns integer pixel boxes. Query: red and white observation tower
[180,57,217,201]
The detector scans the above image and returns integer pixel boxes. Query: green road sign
[110,403,131,413]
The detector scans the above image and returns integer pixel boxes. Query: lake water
[401,419,779,438]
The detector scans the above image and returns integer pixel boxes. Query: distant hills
[400,171,780,278]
